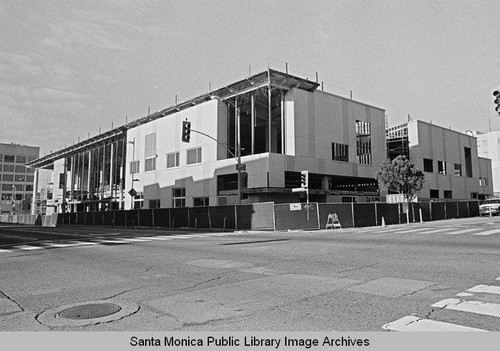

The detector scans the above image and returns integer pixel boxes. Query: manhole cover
[58,303,121,320]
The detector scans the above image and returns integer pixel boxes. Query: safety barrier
[0,200,482,231]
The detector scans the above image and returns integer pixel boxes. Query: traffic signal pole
[182,120,243,206]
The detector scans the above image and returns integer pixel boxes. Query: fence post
[234,205,238,231]
[137,209,140,227]
[152,209,155,228]
[374,202,378,226]
[351,202,355,227]
[429,202,433,221]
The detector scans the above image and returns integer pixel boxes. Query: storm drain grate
[58,303,121,320]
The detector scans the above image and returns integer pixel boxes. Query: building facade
[476,130,500,195]
[27,69,387,212]
[0,143,39,213]
[386,120,493,200]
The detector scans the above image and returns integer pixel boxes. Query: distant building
[27,68,387,213]
[0,143,39,213]
[475,130,500,195]
[386,120,493,200]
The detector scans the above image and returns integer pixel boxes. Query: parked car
[479,198,500,216]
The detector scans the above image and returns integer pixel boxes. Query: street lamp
[128,138,137,209]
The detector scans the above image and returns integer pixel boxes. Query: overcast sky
[1,0,499,156]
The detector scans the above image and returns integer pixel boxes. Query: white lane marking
[14,245,44,251]
[466,284,500,295]
[445,228,482,235]
[382,315,486,332]
[0,249,12,253]
[473,228,500,236]
[164,235,190,239]
[456,292,474,297]
[432,298,500,317]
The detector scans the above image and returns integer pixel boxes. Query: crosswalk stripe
[137,236,173,241]
[14,245,44,251]
[444,228,481,235]
[472,228,500,236]
[432,298,500,318]
[397,228,431,234]
[94,239,130,244]
[382,315,486,332]
[0,248,12,253]
[420,228,454,234]
[45,243,84,248]
[466,284,500,295]
[121,238,150,242]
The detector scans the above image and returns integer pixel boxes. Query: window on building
[193,197,209,207]
[430,189,439,198]
[26,175,34,182]
[187,147,202,165]
[438,161,446,174]
[145,158,156,172]
[444,190,452,199]
[149,199,161,209]
[58,173,65,189]
[454,163,462,176]
[15,165,25,173]
[332,143,349,162]
[0,154,3,162]
[26,184,33,192]
[133,192,144,209]
[172,188,186,207]
[15,155,26,163]
[470,192,478,199]
[144,133,157,172]
[464,147,472,177]
[3,164,15,172]
[130,160,140,174]
[166,152,180,168]
[27,156,37,162]
[423,158,433,172]
[1,184,13,191]
[4,155,15,163]
[483,177,489,186]
[355,120,371,165]
[2,174,14,182]
[16,175,25,182]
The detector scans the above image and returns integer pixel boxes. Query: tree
[375,155,425,202]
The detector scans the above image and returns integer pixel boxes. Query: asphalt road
[0,216,499,332]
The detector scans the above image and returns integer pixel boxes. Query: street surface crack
[402,283,438,297]
[104,287,143,300]
[0,291,25,312]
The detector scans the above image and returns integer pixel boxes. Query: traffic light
[181,120,191,143]
[241,172,248,188]
[300,170,309,188]
[494,90,500,116]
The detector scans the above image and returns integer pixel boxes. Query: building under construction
[27,68,387,213]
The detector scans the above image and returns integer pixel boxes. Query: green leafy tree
[375,155,425,202]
